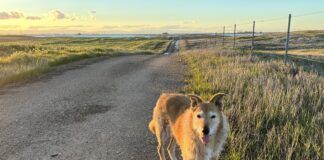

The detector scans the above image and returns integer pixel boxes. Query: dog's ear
[209,93,226,108]
[187,94,203,107]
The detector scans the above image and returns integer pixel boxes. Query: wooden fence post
[215,32,217,47]
[251,21,255,52]
[222,26,225,46]
[285,14,292,64]
[234,24,237,48]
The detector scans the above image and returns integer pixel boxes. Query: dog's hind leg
[167,137,177,160]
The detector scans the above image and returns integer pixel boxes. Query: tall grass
[181,48,323,160]
[0,37,170,87]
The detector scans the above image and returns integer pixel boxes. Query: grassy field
[181,30,324,61]
[0,36,170,87]
[253,30,324,63]
[180,30,324,76]
[180,47,323,159]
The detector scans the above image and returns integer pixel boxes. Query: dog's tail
[149,120,156,134]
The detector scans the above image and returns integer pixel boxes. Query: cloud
[26,16,42,20]
[87,10,97,20]
[100,24,202,34]
[0,11,24,19]
[0,25,20,29]
[0,11,42,20]
[27,25,87,30]
[89,15,95,20]
[181,20,198,25]
[0,10,94,21]
[88,10,96,14]
[159,25,184,30]
[102,24,151,29]
[49,10,66,20]
[47,10,80,21]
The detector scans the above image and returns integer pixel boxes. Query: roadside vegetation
[181,47,323,159]
[0,36,170,87]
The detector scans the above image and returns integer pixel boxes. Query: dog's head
[187,93,226,145]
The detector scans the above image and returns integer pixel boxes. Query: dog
[149,93,229,160]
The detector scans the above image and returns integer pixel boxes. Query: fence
[181,11,324,66]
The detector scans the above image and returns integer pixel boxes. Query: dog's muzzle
[202,126,210,135]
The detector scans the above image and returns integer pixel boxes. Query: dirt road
[0,42,183,160]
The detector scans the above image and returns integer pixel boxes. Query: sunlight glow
[0,0,323,34]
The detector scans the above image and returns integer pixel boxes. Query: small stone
[51,153,59,158]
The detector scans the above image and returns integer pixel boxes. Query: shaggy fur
[149,93,230,160]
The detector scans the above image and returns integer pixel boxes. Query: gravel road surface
[0,44,184,160]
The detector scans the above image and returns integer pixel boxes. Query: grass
[257,49,324,62]
[182,30,324,60]
[181,30,324,75]
[0,36,170,87]
[180,48,323,160]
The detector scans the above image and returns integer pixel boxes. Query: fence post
[215,32,217,47]
[222,26,225,46]
[234,24,236,48]
[251,21,255,52]
[206,38,208,48]
[285,14,292,64]
[210,35,212,48]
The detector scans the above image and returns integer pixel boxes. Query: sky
[0,0,324,34]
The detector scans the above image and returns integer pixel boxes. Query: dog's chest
[204,147,215,160]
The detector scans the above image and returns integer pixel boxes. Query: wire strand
[293,10,324,18]
[213,10,324,29]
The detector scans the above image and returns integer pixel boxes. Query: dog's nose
[202,126,209,135]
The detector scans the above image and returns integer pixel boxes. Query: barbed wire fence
[182,10,324,66]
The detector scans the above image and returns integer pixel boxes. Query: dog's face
[188,93,225,145]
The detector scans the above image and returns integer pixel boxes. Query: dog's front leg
[157,144,166,160]
[167,137,177,160]
[156,128,167,160]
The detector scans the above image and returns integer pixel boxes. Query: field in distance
[0,35,170,87]
[183,30,324,60]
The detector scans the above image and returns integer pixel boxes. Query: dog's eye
[211,115,216,119]
[197,115,202,118]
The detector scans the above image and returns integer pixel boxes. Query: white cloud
[0,11,24,19]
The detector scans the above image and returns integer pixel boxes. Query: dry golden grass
[258,49,324,61]
[181,48,323,160]
[181,30,324,62]
[0,36,170,87]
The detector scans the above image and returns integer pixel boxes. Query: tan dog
[149,93,229,160]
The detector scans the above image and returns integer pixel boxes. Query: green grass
[181,48,323,160]
[0,36,170,87]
